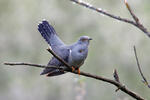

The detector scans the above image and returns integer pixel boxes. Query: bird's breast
[68,48,88,68]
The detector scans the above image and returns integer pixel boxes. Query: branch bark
[4,48,145,100]
[133,46,150,88]
[70,0,150,37]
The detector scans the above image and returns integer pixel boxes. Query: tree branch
[124,0,150,37]
[4,62,64,69]
[133,46,150,88]
[70,0,150,37]
[4,47,145,100]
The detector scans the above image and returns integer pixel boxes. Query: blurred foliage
[0,0,150,100]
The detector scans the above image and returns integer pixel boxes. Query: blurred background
[0,0,150,100]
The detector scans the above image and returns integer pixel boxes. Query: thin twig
[4,62,64,69]
[71,0,136,25]
[124,0,139,24]
[124,0,150,37]
[113,69,122,92]
[70,0,150,37]
[113,69,120,83]
[4,48,145,100]
[133,46,150,88]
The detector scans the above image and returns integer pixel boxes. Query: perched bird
[38,20,92,77]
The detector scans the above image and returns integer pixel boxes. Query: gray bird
[38,20,92,77]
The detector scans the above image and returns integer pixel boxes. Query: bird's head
[78,36,92,45]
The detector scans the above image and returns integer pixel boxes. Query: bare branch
[4,62,64,69]
[4,61,145,100]
[71,0,136,25]
[4,48,145,100]
[133,46,150,88]
[4,61,144,100]
[70,0,150,37]
[124,0,139,23]
[124,0,150,37]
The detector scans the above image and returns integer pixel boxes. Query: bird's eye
[79,49,83,53]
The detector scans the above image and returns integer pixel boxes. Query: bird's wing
[40,57,64,75]
[50,46,70,66]
[38,20,65,50]
[40,46,70,75]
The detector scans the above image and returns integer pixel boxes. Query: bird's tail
[40,67,65,77]
[38,20,56,46]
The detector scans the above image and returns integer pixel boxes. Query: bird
[38,20,92,77]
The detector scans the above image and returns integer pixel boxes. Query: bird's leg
[77,68,80,75]
[71,66,75,72]
[72,66,80,75]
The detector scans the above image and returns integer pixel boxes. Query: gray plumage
[38,20,92,77]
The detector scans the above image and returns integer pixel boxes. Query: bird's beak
[89,38,92,40]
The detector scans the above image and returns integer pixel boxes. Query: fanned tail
[38,20,56,46]
[38,20,65,47]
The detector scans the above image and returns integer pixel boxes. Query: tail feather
[46,70,65,77]
[40,67,53,75]
[38,20,65,48]
[38,20,56,46]
[40,67,65,77]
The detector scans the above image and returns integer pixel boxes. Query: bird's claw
[77,68,80,75]
[71,66,80,75]
[72,66,75,72]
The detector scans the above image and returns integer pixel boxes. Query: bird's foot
[72,66,75,72]
[71,66,80,75]
[77,68,80,75]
